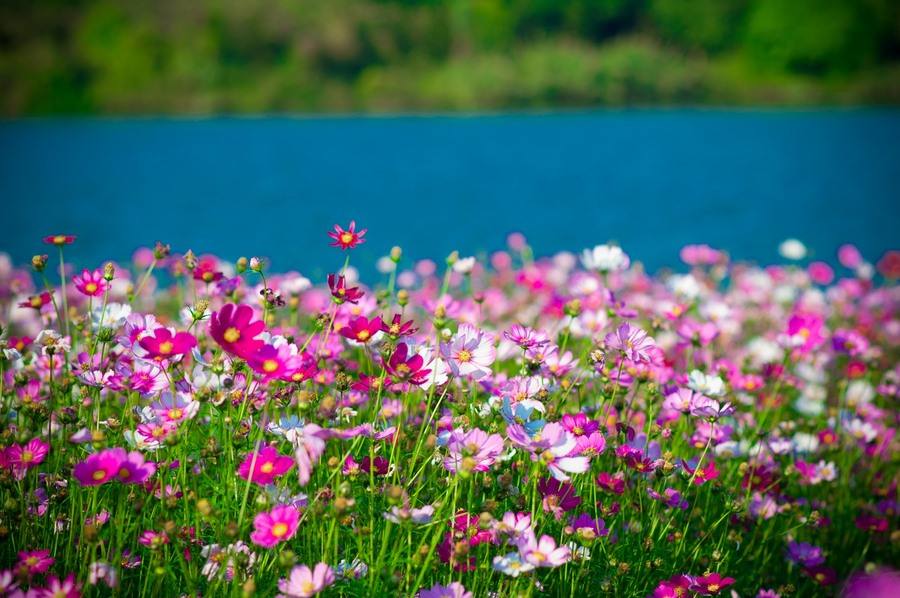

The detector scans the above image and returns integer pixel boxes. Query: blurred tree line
[1,0,898,114]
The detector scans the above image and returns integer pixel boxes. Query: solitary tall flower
[251,504,301,548]
[440,324,496,380]
[209,303,266,359]
[328,221,367,250]
[327,274,364,305]
[277,562,334,597]
[43,234,76,246]
[72,269,107,297]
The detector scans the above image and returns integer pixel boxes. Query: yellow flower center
[119,467,131,478]
[30,297,42,308]
[302,582,315,594]
[85,282,97,293]
[223,327,241,343]
[262,359,279,373]
[708,584,719,592]
[357,330,370,341]
[531,551,546,563]
[21,450,34,463]
[168,408,183,420]
[158,341,173,354]
[340,232,354,244]
[271,522,289,537]
[92,470,107,481]
[456,350,472,363]
[53,235,67,244]
[260,461,275,474]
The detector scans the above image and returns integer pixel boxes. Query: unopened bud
[32,254,48,272]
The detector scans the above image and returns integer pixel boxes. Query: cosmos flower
[17,549,54,575]
[418,582,473,598]
[581,244,630,272]
[43,234,76,246]
[327,274,364,305]
[209,303,266,359]
[443,428,505,474]
[517,534,571,568]
[251,504,301,548]
[18,292,53,310]
[238,445,294,486]
[385,343,432,386]
[72,268,107,297]
[328,221,367,250]
[339,315,382,344]
[277,563,334,598]
[604,323,655,363]
[138,327,197,362]
[439,324,496,380]
[503,324,550,350]
[73,449,124,486]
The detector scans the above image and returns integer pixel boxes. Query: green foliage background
[1,0,898,115]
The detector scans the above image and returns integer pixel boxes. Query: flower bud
[103,262,115,281]
[31,254,48,272]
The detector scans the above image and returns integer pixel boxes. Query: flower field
[0,226,898,597]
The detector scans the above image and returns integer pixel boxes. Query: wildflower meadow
[0,226,898,597]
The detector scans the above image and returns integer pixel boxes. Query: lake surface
[1,110,898,278]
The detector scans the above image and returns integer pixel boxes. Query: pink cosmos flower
[17,549,54,576]
[652,575,693,598]
[339,315,382,344]
[784,312,825,355]
[385,343,432,386]
[691,572,736,595]
[238,445,294,486]
[838,243,863,268]
[328,220,367,250]
[509,422,589,482]
[209,303,266,359]
[113,450,157,484]
[72,269,107,297]
[248,343,305,381]
[560,413,598,436]
[440,324,496,380]
[73,449,124,486]
[572,432,606,458]
[7,438,49,473]
[292,424,327,486]
[42,573,81,597]
[604,322,656,363]
[503,324,549,350]
[250,504,301,548]
[418,582,473,598]
[443,428,505,473]
[538,477,582,519]
[138,327,197,362]
[517,534,570,568]
[807,261,834,285]
[277,562,334,597]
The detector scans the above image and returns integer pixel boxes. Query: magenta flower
[339,315,382,344]
[327,274,364,305]
[572,431,606,458]
[443,428,505,474]
[114,450,157,484]
[604,322,656,363]
[538,477,582,519]
[209,303,266,359]
[560,413,598,436]
[238,445,294,486]
[7,438,49,472]
[380,313,418,339]
[73,449,124,486]
[17,549,54,575]
[248,343,305,381]
[691,572,735,595]
[72,268,107,297]
[277,562,334,597]
[251,504,301,548]
[440,324,496,380]
[386,343,432,386]
[43,234,76,246]
[328,220,367,250]
[138,327,197,362]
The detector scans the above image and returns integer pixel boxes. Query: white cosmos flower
[581,244,630,272]
[687,369,726,397]
[779,238,807,260]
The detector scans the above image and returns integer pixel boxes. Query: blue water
[1,110,898,278]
